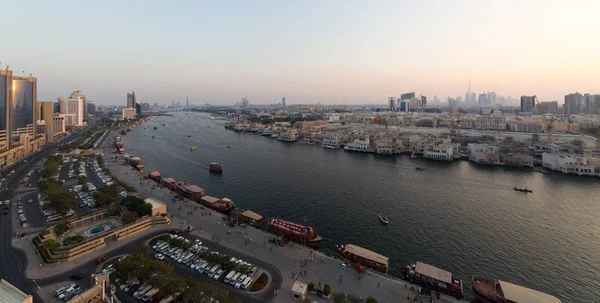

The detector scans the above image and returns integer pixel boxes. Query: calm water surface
[122,112,600,303]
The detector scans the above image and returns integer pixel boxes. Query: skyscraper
[70,91,88,119]
[421,96,427,107]
[0,70,10,147]
[465,81,471,105]
[87,101,96,115]
[127,92,134,108]
[388,97,396,111]
[282,97,286,107]
[186,96,189,107]
[520,95,537,112]
[10,75,37,144]
[241,98,249,108]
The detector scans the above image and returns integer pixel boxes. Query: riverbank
[103,129,465,303]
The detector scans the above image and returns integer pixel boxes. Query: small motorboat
[190,146,197,151]
[227,145,231,148]
[415,167,425,171]
[378,214,389,224]
[513,186,533,193]
[188,135,191,138]
[209,162,223,173]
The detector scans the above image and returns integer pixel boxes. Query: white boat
[378,214,388,224]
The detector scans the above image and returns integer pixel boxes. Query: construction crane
[537,101,556,142]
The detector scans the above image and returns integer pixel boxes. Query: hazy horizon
[1,0,599,105]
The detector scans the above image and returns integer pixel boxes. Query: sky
[1,0,599,105]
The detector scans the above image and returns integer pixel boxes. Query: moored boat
[400,262,464,300]
[268,218,322,247]
[190,146,197,151]
[199,196,234,212]
[472,276,561,303]
[209,162,223,173]
[148,170,161,182]
[175,182,205,201]
[335,244,389,274]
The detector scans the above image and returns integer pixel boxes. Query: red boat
[472,276,561,303]
[175,182,205,201]
[268,218,322,247]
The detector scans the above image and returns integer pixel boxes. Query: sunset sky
[1,0,599,105]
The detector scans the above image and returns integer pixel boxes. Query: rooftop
[291,281,307,294]
[344,244,389,266]
[241,210,262,221]
[499,280,562,303]
[415,262,452,284]
[0,279,32,303]
[144,197,165,209]
[201,196,220,204]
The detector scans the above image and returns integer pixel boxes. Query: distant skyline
[1,0,599,105]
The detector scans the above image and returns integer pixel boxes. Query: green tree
[333,293,347,303]
[323,284,332,296]
[307,282,315,292]
[78,175,88,185]
[365,296,378,303]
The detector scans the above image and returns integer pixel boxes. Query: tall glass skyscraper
[10,76,37,144]
[0,70,10,133]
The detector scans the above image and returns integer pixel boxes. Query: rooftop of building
[0,279,32,303]
[144,197,166,209]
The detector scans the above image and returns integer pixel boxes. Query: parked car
[155,254,165,261]
[70,273,84,280]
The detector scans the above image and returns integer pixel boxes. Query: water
[122,112,600,303]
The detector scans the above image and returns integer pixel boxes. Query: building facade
[520,95,537,113]
[564,93,583,115]
[67,97,84,126]
[70,91,88,119]
[122,108,136,119]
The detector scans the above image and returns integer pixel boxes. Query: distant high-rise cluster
[241,98,249,108]
[282,97,286,107]
[565,92,600,115]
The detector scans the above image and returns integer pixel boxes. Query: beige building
[144,197,167,216]
[0,279,33,303]
[53,115,66,134]
[67,97,84,126]
[122,108,136,119]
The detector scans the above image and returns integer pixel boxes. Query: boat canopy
[344,244,389,266]
[186,185,204,194]
[415,262,452,284]
[242,210,262,221]
[201,196,220,204]
[499,280,562,303]
[161,177,175,184]
[270,218,312,236]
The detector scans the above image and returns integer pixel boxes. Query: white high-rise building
[70,91,88,118]
[67,97,84,126]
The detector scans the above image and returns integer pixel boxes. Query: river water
[121,112,599,303]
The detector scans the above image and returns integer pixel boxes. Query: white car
[4,200,9,206]
[155,254,164,261]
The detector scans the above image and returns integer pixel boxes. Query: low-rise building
[468,143,501,165]
[424,143,454,161]
[374,140,394,155]
[344,138,370,152]
[542,149,599,176]
[122,108,136,119]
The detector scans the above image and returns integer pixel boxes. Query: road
[0,123,96,302]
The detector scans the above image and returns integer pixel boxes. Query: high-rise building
[590,94,600,115]
[53,115,66,134]
[398,100,410,112]
[400,92,415,100]
[58,96,67,114]
[70,91,88,119]
[87,101,96,116]
[282,97,286,107]
[520,95,537,112]
[538,101,559,115]
[478,93,488,106]
[53,101,60,113]
[135,99,142,115]
[241,98,249,108]
[67,97,84,126]
[0,70,10,148]
[388,97,396,111]
[38,101,54,126]
[421,96,427,107]
[564,93,583,115]
[127,92,134,108]
[10,76,37,145]
[186,96,189,107]
[122,108,136,119]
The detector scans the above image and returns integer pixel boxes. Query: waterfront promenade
[101,130,463,303]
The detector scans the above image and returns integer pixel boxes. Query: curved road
[0,125,95,302]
